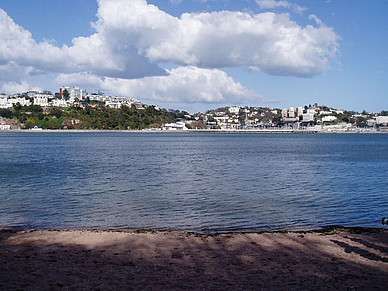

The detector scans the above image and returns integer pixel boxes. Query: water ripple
[1,132,388,231]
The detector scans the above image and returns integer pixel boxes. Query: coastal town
[1,86,388,132]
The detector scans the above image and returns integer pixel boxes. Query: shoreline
[1,226,387,290]
[0,225,384,234]
[1,128,386,134]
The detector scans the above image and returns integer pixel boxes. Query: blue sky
[0,0,387,113]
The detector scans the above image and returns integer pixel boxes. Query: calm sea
[1,132,387,232]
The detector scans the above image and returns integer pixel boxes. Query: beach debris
[382,217,388,228]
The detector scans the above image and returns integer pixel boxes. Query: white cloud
[94,0,338,77]
[0,1,339,81]
[309,14,322,26]
[1,80,41,94]
[0,0,340,104]
[56,66,262,104]
[0,9,64,72]
[256,0,307,14]
[0,7,165,81]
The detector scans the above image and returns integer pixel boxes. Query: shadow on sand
[1,227,388,290]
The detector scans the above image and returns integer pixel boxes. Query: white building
[302,113,315,122]
[27,91,39,98]
[228,106,240,114]
[86,93,110,102]
[289,107,295,118]
[163,122,188,130]
[297,107,304,117]
[376,116,388,125]
[51,98,68,107]
[214,116,229,124]
[367,119,376,127]
[61,86,84,102]
[8,97,31,107]
[0,124,11,130]
[0,94,12,109]
[105,97,143,109]
[34,95,49,107]
[321,116,337,122]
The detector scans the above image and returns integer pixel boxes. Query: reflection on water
[0,132,387,232]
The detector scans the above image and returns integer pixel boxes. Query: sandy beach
[1,227,387,290]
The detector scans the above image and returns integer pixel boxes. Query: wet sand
[1,227,387,290]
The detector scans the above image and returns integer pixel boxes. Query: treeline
[0,103,179,130]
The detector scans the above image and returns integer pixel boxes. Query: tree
[62,89,70,100]
[380,110,388,116]
[0,108,13,118]
[13,102,22,111]
[50,107,63,119]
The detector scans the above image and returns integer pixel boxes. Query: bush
[0,108,13,119]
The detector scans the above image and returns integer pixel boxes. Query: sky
[0,0,387,113]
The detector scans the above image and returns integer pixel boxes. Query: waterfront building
[367,119,376,127]
[0,124,11,130]
[163,122,188,130]
[289,107,295,118]
[281,108,288,118]
[376,116,388,125]
[302,113,315,122]
[297,107,304,117]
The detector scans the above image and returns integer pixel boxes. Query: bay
[0,132,387,232]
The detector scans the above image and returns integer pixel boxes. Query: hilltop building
[60,86,84,102]
[228,106,240,114]
[0,94,12,109]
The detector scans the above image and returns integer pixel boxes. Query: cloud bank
[56,66,261,104]
[94,0,338,76]
[0,0,340,105]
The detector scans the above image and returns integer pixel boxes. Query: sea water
[1,132,387,232]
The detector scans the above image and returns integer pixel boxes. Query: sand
[1,227,387,290]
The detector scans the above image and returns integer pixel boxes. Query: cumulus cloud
[1,80,41,94]
[94,0,338,77]
[0,0,340,104]
[0,7,165,81]
[56,66,262,104]
[0,9,63,71]
[0,1,339,80]
[256,0,307,14]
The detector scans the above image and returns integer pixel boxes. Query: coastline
[1,128,387,134]
[1,226,387,290]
